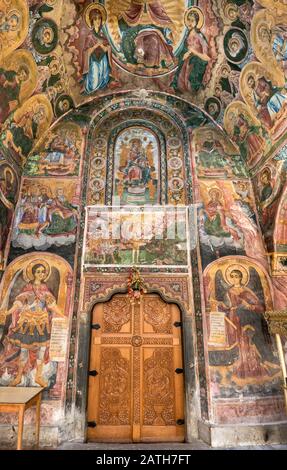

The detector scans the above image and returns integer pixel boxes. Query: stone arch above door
[80,274,193,319]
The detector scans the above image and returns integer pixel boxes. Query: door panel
[87,294,185,442]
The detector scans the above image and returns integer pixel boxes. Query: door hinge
[87,421,97,428]
[173,321,182,328]
[89,370,98,377]
[91,323,101,330]
[176,419,185,426]
[175,368,184,374]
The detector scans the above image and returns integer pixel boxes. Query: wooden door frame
[77,286,197,443]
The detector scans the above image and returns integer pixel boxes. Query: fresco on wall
[0,50,38,125]
[198,180,265,270]
[252,8,287,86]
[0,162,18,270]
[67,2,120,95]
[223,27,249,65]
[253,159,286,251]
[204,96,222,121]
[256,0,287,12]
[274,187,287,252]
[172,6,210,93]
[1,0,287,440]
[193,126,248,178]
[256,161,284,209]
[224,101,270,168]
[204,257,282,423]
[0,0,29,63]
[32,17,59,55]
[218,0,253,31]
[0,253,72,396]
[0,0,285,174]
[240,62,287,141]
[11,178,79,251]
[84,207,188,267]
[105,0,187,77]
[0,0,285,167]
[87,105,189,206]
[0,94,53,165]
[24,122,83,177]
[62,1,221,101]
[214,63,240,111]
[113,127,159,205]
[271,253,287,276]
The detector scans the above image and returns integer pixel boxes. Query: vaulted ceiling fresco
[0,0,287,172]
[1,0,287,447]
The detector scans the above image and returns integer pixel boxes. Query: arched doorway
[87,293,185,443]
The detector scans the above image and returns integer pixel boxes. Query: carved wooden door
[87,293,185,442]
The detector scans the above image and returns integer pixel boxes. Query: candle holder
[127,267,147,305]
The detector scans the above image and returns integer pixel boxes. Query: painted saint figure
[211,267,279,379]
[81,4,114,94]
[173,7,210,92]
[118,0,175,69]
[12,183,78,250]
[197,134,247,177]
[39,134,79,175]
[121,138,152,186]
[259,23,287,80]
[3,105,46,162]
[0,8,22,58]
[0,261,65,387]
[275,192,287,247]
[260,168,273,203]
[199,188,241,259]
[247,74,287,129]
[0,65,29,124]
[39,188,78,236]
[0,166,16,268]
[231,112,266,166]
[271,25,287,78]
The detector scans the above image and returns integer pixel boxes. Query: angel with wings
[208,265,279,379]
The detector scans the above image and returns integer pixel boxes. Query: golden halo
[49,59,60,75]
[184,7,204,30]
[260,166,271,181]
[224,3,239,21]
[34,104,46,121]
[7,9,21,30]
[229,37,241,48]
[225,264,250,287]
[208,187,222,199]
[7,9,21,20]
[257,22,270,41]
[25,259,51,283]
[227,107,238,120]
[219,63,231,75]
[39,185,52,197]
[246,72,257,84]
[4,166,14,183]
[84,3,107,29]
[42,26,54,42]
[265,12,275,29]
